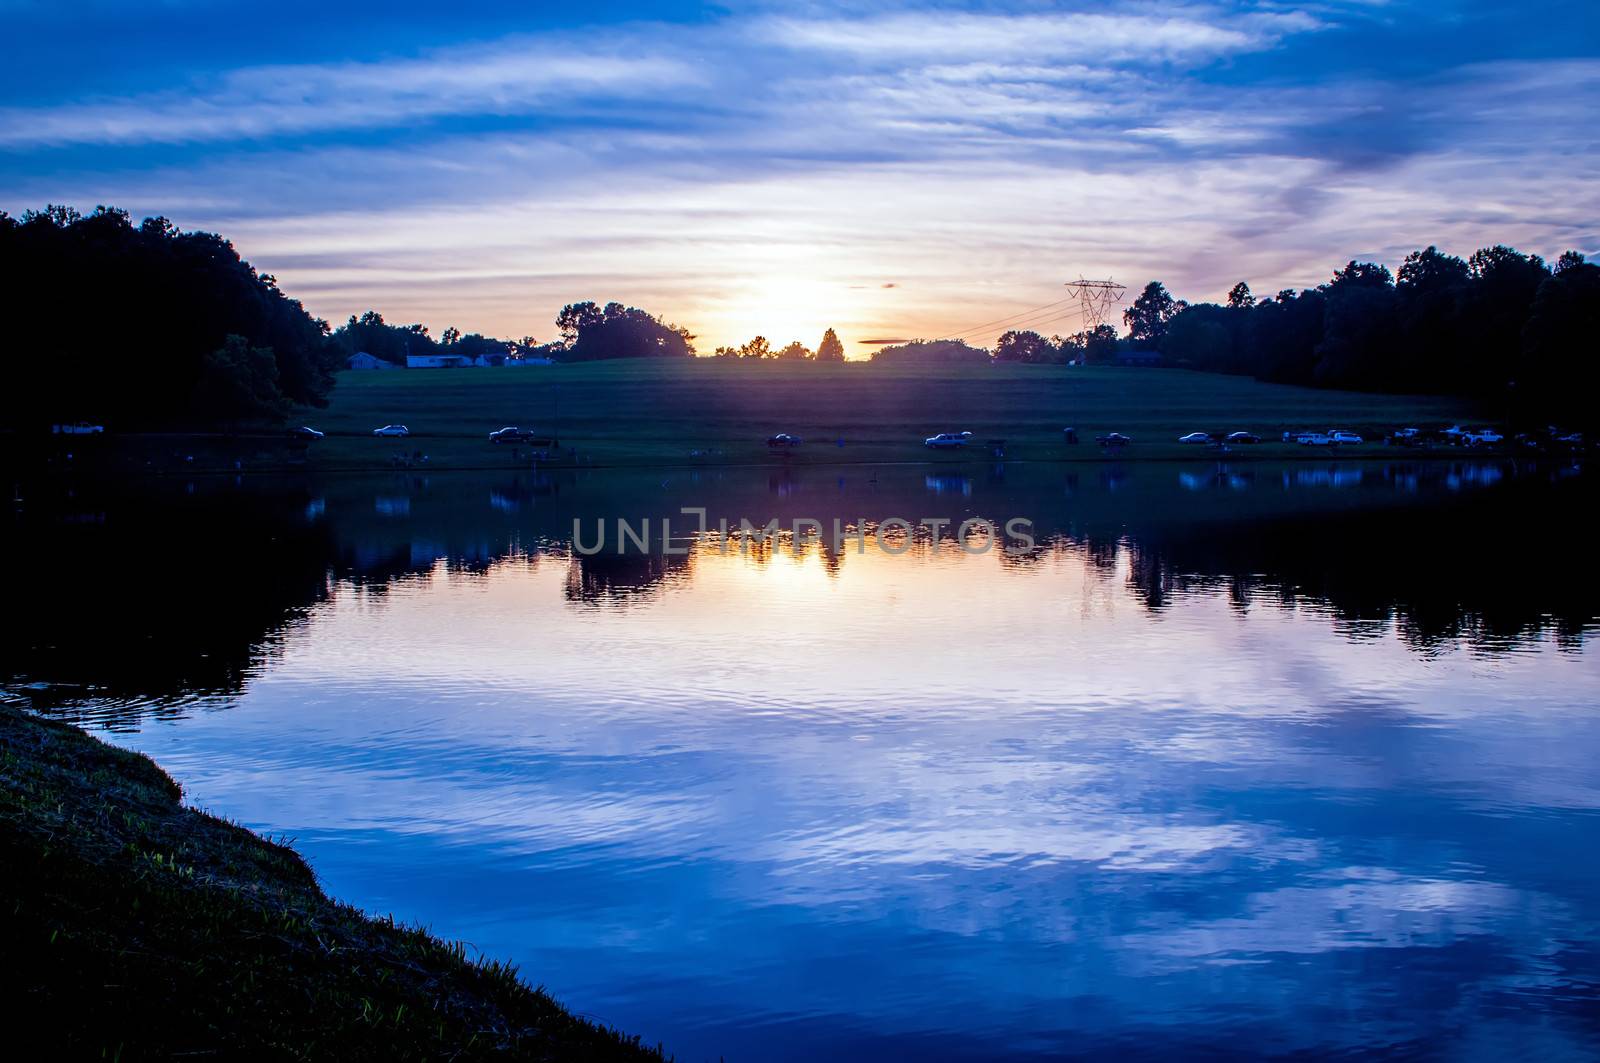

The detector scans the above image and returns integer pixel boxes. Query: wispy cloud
[0,37,701,147]
[0,1,1595,349]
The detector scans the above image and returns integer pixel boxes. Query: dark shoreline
[0,703,667,1061]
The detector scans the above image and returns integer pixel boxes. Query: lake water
[6,458,1600,1060]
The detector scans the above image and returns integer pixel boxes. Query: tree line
[986,242,1596,428]
[328,301,703,365]
[710,328,847,362]
[0,205,338,429]
[1128,245,1594,427]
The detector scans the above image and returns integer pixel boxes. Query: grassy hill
[300,359,1481,470]
[0,704,666,1061]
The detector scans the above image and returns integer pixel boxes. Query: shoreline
[2,433,1558,481]
[0,703,667,1061]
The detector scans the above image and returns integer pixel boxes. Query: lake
[6,457,1599,1060]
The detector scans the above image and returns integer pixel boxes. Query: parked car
[1463,429,1503,446]
[373,424,410,437]
[1327,430,1363,444]
[767,433,803,447]
[51,422,104,435]
[289,426,325,440]
[1095,432,1133,446]
[1226,431,1261,444]
[924,431,972,449]
[1178,431,1212,444]
[1297,433,1334,446]
[489,426,534,444]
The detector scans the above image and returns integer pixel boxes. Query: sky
[1,1,1597,355]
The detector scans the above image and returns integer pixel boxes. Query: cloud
[758,9,1280,64]
[1,2,1595,349]
[0,35,701,148]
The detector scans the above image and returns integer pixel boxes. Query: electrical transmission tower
[1063,278,1127,331]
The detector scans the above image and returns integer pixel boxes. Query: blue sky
[2,0,1596,352]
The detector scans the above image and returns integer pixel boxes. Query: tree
[1325,260,1394,291]
[1556,250,1588,274]
[739,336,772,360]
[1520,260,1600,430]
[816,328,846,362]
[0,204,333,429]
[1162,304,1240,373]
[192,335,289,423]
[1124,282,1185,344]
[329,312,439,365]
[994,329,1054,363]
[1227,282,1254,309]
[869,339,990,365]
[1397,246,1468,291]
[1462,246,1552,393]
[776,341,812,360]
[1058,325,1119,365]
[441,326,461,346]
[553,301,695,360]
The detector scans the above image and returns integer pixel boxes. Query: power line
[947,296,1079,341]
[950,277,1127,347]
[968,306,1086,344]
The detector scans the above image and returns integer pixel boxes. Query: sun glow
[692,272,891,358]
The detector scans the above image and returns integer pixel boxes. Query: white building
[406,353,472,369]
[347,351,394,370]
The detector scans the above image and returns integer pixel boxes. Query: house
[347,351,394,371]
[1116,350,1163,367]
[506,356,556,367]
[406,353,473,369]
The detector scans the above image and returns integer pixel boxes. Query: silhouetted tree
[193,335,290,423]
[1227,282,1254,309]
[816,328,846,362]
[1059,324,1120,365]
[330,311,439,365]
[776,341,812,360]
[0,204,333,429]
[870,338,990,364]
[553,301,695,360]
[1520,259,1600,430]
[1124,282,1186,344]
[994,329,1055,363]
[1162,304,1239,373]
[1131,241,1595,422]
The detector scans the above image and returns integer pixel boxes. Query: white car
[924,431,972,449]
[1463,429,1503,446]
[290,426,325,440]
[1178,431,1212,444]
[1327,430,1363,444]
[373,424,411,437]
[1297,433,1334,446]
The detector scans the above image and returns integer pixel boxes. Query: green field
[298,359,1482,471]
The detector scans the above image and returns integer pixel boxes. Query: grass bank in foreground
[0,703,665,1062]
[294,359,1484,471]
